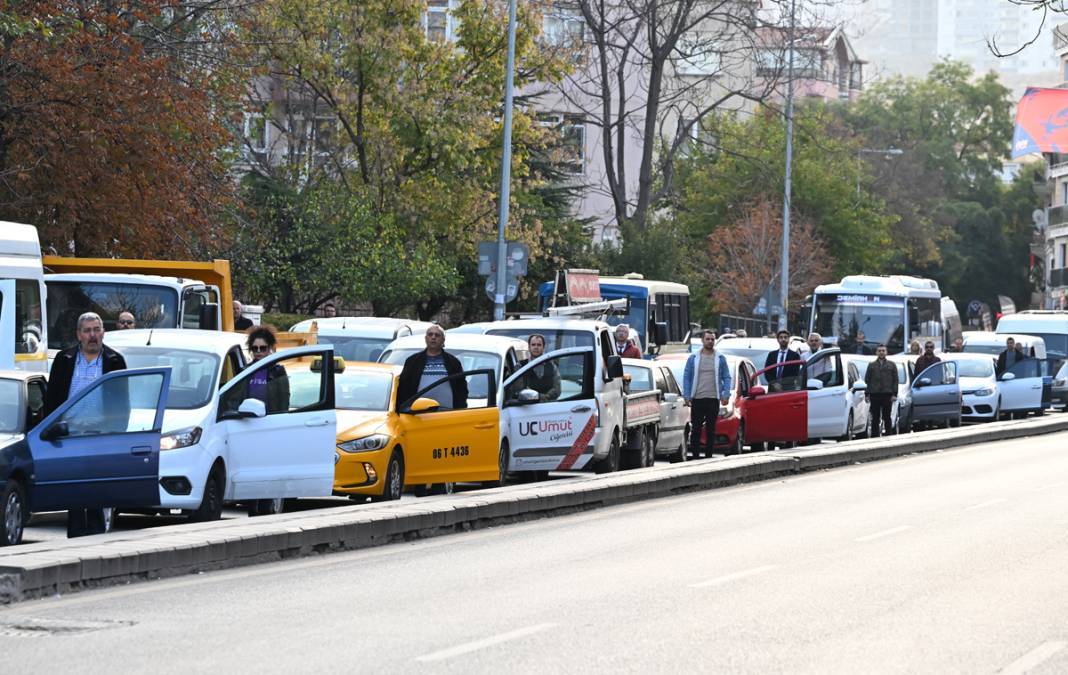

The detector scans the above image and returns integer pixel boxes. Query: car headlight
[338,434,390,453]
[160,426,202,451]
[1055,378,1066,387]
[974,388,994,397]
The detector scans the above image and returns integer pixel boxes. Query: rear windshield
[484,328,594,352]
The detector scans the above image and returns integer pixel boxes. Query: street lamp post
[493,0,519,321]
[779,0,796,333]
[856,147,903,201]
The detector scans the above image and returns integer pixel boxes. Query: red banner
[1012,87,1068,157]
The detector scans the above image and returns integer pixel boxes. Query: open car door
[29,367,171,511]
[911,361,960,424]
[746,361,807,444]
[998,357,1044,413]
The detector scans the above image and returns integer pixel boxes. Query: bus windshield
[814,295,905,354]
[46,281,179,350]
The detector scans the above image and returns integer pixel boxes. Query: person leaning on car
[397,324,468,409]
[995,337,1027,377]
[865,344,898,438]
[44,311,127,538]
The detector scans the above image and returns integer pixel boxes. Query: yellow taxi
[288,359,504,501]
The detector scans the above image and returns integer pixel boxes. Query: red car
[657,354,757,456]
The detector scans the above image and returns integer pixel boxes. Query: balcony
[1052,268,1068,289]
[1050,160,1068,179]
[1049,204,1068,228]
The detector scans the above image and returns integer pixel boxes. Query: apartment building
[1038,24,1068,310]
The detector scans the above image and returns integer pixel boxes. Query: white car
[841,356,871,438]
[290,316,436,362]
[943,354,1000,422]
[848,355,913,433]
[996,354,1047,417]
[622,358,688,461]
[714,336,809,366]
[106,329,338,519]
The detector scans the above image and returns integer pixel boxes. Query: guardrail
[1,415,1066,604]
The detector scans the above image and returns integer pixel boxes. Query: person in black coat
[764,329,802,386]
[995,337,1027,377]
[44,312,127,538]
[397,325,468,409]
[233,300,254,331]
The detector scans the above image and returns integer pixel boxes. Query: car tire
[643,431,656,467]
[950,415,961,428]
[622,429,644,470]
[731,422,745,455]
[594,434,621,474]
[190,464,224,522]
[248,498,285,517]
[102,507,115,533]
[0,479,26,547]
[749,440,766,452]
[482,444,508,488]
[374,451,404,501]
[838,413,855,442]
[991,399,1000,423]
[669,432,688,463]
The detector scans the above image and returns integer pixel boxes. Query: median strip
[1,415,1067,604]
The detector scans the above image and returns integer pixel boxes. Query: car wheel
[0,480,26,547]
[732,422,745,455]
[102,507,115,533]
[750,440,766,452]
[248,498,285,517]
[374,451,404,501]
[670,432,688,463]
[594,434,621,474]
[482,443,508,488]
[949,415,961,428]
[190,464,224,522]
[991,398,1000,423]
[838,413,855,442]
[643,432,656,467]
[622,429,644,470]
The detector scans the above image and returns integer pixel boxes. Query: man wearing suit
[764,329,802,389]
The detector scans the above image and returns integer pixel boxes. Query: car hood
[160,407,213,434]
[959,376,995,391]
[337,410,389,438]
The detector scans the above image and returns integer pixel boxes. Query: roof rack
[544,298,628,320]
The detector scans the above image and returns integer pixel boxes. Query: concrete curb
[1,415,1066,604]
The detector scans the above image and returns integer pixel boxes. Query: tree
[704,197,833,317]
[0,1,242,257]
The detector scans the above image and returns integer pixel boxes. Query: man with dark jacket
[44,312,126,537]
[995,337,1027,377]
[764,330,802,388]
[913,340,941,376]
[865,344,898,437]
[397,325,468,409]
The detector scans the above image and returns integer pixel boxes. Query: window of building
[289,113,337,170]
[1061,243,1067,269]
[425,0,455,43]
[543,6,584,49]
[1062,181,1068,206]
[537,112,585,175]
[674,32,720,76]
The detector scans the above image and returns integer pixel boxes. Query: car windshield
[813,294,905,353]
[953,359,994,378]
[46,281,179,350]
[288,369,392,411]
[962,343,1003,356]
[623,365,654,392]
[485,328,595,351]
[120,347,220,409]
[0,379,20,432]
[316,336,391,363]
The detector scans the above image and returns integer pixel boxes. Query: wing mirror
[1000,372,1016,381]
[41,421,70,441]
[663,392,680,404]
[852,380,867,392]
[806,378,824,390]
[407,397,441,414]
[747,385,767,398]
[915,377,931,388]
[606,355,624,379]
[237,398,267,418]
[653,321,669,347]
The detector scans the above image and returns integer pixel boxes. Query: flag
[1012,87,1068,158]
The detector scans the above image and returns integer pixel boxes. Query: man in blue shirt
[683,329,732,457]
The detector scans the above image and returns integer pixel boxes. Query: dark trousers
[690,398,720,452]
[67,508,107,538]
[869,393,895,437]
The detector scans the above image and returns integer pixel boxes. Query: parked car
[714,336,809,366]
[622,358,688,462]
[909,360,962,429]
[1,367,172,546]
[105,329,339,519]
[846,355,912,433]
[997,355,1048,418]
[943,354,999,422]
[290,316,436,362]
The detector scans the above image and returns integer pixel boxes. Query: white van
[995,312,1067,408]
[0,223,47,372]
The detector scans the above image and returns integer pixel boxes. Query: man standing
[233,300,254,331]
[116,311,136,330]
[520,333,560,402]
[613,324,642,358]
[865,344,898,437]
[397,325,468,409]
[44,312,126,537]
[914,340,941,375]
[995,337,1026,377]
[949,336,964,353]
[683,330,732,457]
[764,329,802,386]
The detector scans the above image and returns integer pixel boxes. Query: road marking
[689,564,778,589]
[999,640,1067,675]
[414,623,556,662]
[1032,482,1065,492]
[964,498,1008,511]
[853,525,913,543]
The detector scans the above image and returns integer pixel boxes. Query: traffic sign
[478,241,529,277]
[485,276,519,303]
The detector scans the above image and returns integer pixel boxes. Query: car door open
[999,357,1044,412]
[805,350,848,438]
[30,367,171,511]
[746,362,807,444]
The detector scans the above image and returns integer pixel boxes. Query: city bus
[538,273,690,355]
[808,275,954,355]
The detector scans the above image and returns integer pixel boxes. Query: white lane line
[853,525,913,543]
[965,498,1008,511]
[1032,482,1065,492]
[414,623,557,662]
[689,564,778,589]
[999,640,1067,675]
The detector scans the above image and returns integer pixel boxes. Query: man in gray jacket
[682,329,733,456]
[865,344,898,437]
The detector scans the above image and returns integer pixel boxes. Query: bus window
[15,279,43,354]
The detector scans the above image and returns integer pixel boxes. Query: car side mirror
[1000,372,1016,381]
[653,322,669,347]
[915,377,931,388]
[237,398,266,418]
[606,355,624,379]
[41,421,70,441]
[663,392,680,404]
[407,397,440,414]
[199,302,220,331]
[747,385,766,398]
[806,378,824,390]
[517,389,540,404]
[852,380,867,392]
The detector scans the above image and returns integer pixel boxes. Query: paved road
[3,432,1068,673]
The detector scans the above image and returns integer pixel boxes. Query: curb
[1,416,1066,604]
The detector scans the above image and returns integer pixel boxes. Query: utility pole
[779,0,796,333]
[493,0,518,321]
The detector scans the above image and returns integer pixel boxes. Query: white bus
[0,222,47,372]
[808,275,949,355]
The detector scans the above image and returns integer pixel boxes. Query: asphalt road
[3,431,1068,673]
